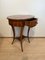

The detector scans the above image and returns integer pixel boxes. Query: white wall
[0,0,45,37]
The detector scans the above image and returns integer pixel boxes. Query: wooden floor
[0,38,45,60]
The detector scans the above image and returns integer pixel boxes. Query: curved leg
[27,27,30,43]
[11,26,15,44]
[20,27,24,52]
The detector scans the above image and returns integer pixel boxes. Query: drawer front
[9,20,25,27]
[25,20,38,27]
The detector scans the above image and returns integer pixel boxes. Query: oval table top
[7,15,34,21]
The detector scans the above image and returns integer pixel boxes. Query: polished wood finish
[27,27,30,43]
[25,18,38,27]
[8,20,25,27]
[20,27,24,52]
[7,15,38,52]
[11,26,15,44]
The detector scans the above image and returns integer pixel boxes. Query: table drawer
[25,19,38,27]
[9,20,25,27]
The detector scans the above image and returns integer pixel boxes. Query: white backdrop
[0,0,45,37]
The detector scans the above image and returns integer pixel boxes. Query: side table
[7,15,38,52]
